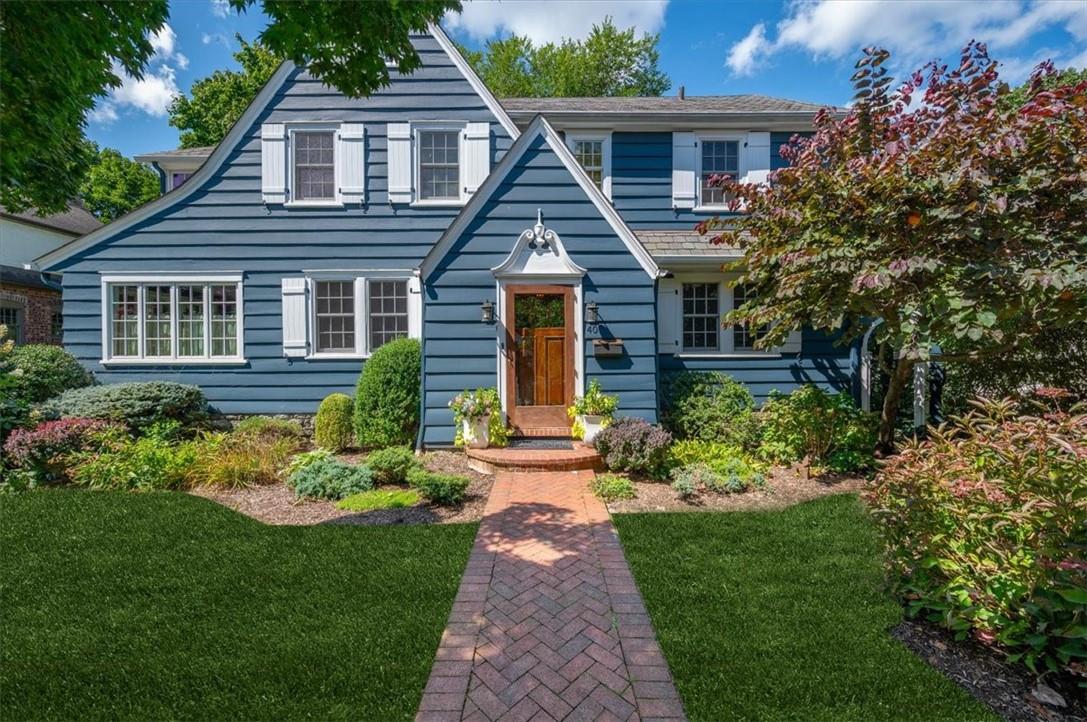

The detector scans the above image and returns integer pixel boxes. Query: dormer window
[293,130,336,201]
[417,129,461,201]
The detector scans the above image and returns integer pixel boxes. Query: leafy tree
[0,0,459,214]
[169,37,281,149]
[700,45,1087,453]
[79,146,159,222]
[460,18,670,97]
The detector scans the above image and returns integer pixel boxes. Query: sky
[87,0,1087,159]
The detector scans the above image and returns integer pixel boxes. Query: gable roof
[35,24,518,271]
[2,203,101,237]
[420,115,660,281]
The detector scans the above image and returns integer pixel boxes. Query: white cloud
[89,25,184,124]
[88,102,119,125]
[726,23,769,76]
[445,0,668,44]
[202,32,231,47]
[210,0,231,19]
[727,0,1087,75]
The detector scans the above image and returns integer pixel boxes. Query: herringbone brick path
[417,470,685,722]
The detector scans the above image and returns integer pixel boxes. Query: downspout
[413,269,428,453]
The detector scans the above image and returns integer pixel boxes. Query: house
[1,202,101,344]
[34,26,856,447]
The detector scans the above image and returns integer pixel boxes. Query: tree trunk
[877,358,915,455]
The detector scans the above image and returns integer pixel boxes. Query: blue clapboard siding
[53,34,511,415]
[658,328,855,405]
[611,131,809,228]
[422,132,657,446]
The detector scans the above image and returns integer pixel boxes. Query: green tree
[79,146,159,223]
[700,46,1087,453]
[169,37,281,149]
[461,18,670,97]
[0,0,459,214]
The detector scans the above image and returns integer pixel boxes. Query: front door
[505,286,574,436]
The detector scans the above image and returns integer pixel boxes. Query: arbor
[460,18,670,97]
[169,37,281,149]
[700,44,1087,452]
[79,147,159,223]
[0,0,458,214]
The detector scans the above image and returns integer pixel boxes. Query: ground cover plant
[866,396,1087,679]
[337,488,420,512]
[288,456,373,501]
[0,491,477,720]
[589,473,636,502]
[615,496,995,721]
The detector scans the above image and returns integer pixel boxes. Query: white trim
[420,115,659,280]
[491,211,588,278]
[665,271,793,356]
[859,319,884,412]
[36,62,297,270]
[428,23,520,139]
[100,273,243,284]
[565,131,612,200]
[304,271,419,360]
[287,123,343,206]
[412,123,468,206]
[693,132,747,213]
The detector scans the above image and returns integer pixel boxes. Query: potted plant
[568,379,619,443]
[449,388,501,449]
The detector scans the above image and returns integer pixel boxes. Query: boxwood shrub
[365,446,419,485]
[353,338,421,448]
[9,344,93,403]
[407,467,469,506]
[315,393,354,451]
[38,381,209,432]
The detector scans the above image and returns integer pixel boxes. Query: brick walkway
[417,470,685,721]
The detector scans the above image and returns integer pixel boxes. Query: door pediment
[491,210,587,279]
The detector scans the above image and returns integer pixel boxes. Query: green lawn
[0,490,477,721]
[614,495,996,722]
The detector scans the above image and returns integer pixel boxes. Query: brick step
[465,443,604,475]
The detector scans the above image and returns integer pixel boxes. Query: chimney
[678,85,685,100]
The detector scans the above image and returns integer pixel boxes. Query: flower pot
[462,417,490,449]
[579,414,605,443]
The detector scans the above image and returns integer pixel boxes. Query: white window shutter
[743,131,771,185]
[657,278,681,354]
[671,132,697,209]
[407,276,422,339]
[261,123,288,204]
[387,123,412,204]
[779,327,802,354]
[281,277,308,357]
[463,122,490,197]
[337,123,366,203]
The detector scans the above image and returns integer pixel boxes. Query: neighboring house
[35,26,854,447]
[1,203,101,344]
[135,146,214,194]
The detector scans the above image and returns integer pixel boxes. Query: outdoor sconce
[480,299,495,324]
[585,301,600,324]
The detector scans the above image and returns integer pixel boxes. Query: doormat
[508,438,575,450]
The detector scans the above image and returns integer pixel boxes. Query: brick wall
[0,283,62,345]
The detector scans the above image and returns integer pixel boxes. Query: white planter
[579,414,606,443]
[462,417,490,449]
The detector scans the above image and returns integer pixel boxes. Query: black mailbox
[592,339,624,358]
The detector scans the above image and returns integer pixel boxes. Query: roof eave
[505,110,843,130]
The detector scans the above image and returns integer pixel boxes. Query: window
[0,303,23,344]
[293,130,336,201]
[567,133,611,198]
[50,310,63,345]
[103,278,243,362]
[700,139,739,207]
[682,283,719,351]
[170,172,192,190]
[315,280,355,353]
[368,280,408,351]
[732,284,770,350]
[417,130,460,201]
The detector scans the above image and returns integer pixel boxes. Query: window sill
[692,206,741,214]
[410,199,465,208]
[674,352,783,359]
[100,357,248,366]
[305,352,370,361]
[284,201,344,209]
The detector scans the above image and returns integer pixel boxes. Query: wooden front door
[505,286,574,436]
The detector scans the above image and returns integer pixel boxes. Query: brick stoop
[465,444,604,475]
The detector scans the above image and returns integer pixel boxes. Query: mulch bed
[605,463,867,513]
[191,451,492,526]
[894,620,1087,722]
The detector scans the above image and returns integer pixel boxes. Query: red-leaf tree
[699,43,1087,453]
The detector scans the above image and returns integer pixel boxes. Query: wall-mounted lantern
[585,301,600,325]
[480,299,495,324]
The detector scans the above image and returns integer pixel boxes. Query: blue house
[36,26,855,447]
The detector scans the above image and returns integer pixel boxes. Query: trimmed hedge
[353,338,421,448]
[9,344,93,404]
[315,393,354,451]
[38,381,209,431]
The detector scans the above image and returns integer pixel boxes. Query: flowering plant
[3,418,121,484]
[568,379,619,419]
[449,388,500,423]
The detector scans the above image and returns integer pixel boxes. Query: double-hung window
[314,280,356,353]
[566,133,612,198]
[732,284,771,351]
[699,138,740,207]
[682,282,720,351]
[102,276,243,363]
[308,276,411,357]
[417,129,461,202]
[674,277,787,355]
[292,130,336,202]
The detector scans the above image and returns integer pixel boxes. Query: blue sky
[88,0,1087,159]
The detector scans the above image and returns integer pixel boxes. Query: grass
[337,488,420,511]
[1,490,477,720]
[613,495,997,722]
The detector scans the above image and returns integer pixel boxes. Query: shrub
[593,417,672,478]
[284,449,334,478]
[407,467,469,506]
[670,475,697,500]
[758,386,876,473]
[365,446,419,485]
[589,474,636,502]
[661,371,761,448]
[288,457,373,500]
[3,418,120,484]
[0,326,28,439]
[668,441,765,491]
[865,397,1087,677]
[315,393,354,451]
[336,488,420,512]
[187,432,300,489]
[39,381,209,432]
[569,379,619,418]
[67,430,199,491]
[233,416,306,441]
[9,344,93,403]
[354,338,421,448]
